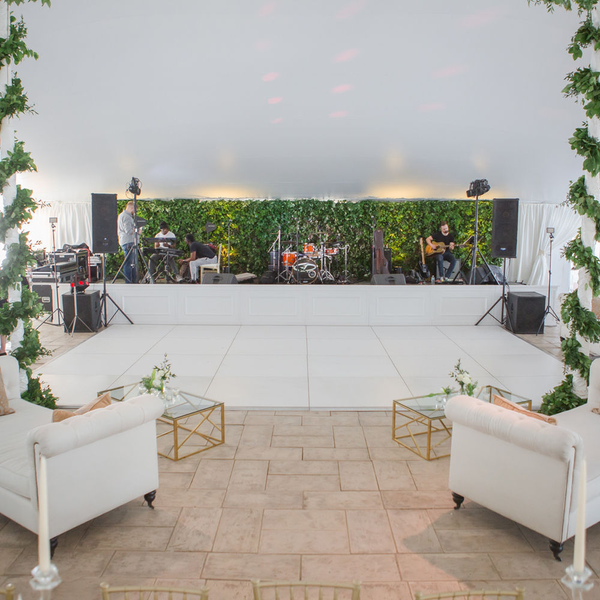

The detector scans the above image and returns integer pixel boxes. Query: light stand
[537,227,560,335]
[112,177,149,284]
[37,218,64,329]
[466,179,499,285]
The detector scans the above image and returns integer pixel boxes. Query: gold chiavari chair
[100,583,209,600]
[251,579,361,600]
[0,583,15,600]
[415,589,524,600]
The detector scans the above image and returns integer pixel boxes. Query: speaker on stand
[91,194,119,254]
[476,198,519,328]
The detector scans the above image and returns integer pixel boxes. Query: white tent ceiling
[15,0,583,203]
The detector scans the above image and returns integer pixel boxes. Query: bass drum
[292,257,318,284]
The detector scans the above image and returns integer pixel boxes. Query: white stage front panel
[87,283,557,327]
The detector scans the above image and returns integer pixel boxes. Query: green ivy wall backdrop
[107,198,497,281]
[534,0,600,415]
[0,0,55,407]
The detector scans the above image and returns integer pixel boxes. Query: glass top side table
[392,385,533,461]
[99,382,225,461]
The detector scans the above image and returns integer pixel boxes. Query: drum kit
[269,227,350,284]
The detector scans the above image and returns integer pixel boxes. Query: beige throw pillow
[52,392,112,423]
[493,394,556,425]
[0,370,14,416]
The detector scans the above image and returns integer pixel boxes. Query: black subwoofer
[506,291,545,334]
[91,193,118,254]
[62,291,101,332]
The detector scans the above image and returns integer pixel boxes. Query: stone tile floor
[1,322,592,600]
[1,405,599,600]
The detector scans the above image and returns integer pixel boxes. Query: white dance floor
[35,324,564,410]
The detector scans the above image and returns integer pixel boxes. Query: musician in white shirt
[148,222,179,283]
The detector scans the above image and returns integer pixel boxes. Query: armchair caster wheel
[50,536,58,559]
[144,490,157,509]
[549,539,564,561]
[452,492,465,510]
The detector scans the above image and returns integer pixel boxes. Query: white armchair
[446,359,600,561]
[0,356,164,554]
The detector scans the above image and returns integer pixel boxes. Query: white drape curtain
[26,203,92,251]
[506,203,580,288]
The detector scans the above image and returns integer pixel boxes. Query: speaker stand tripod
[537,230,560,335]
[66,287,93,336]
[468,194,500,285]
[37,221,65,329]
[475,258,514,329]
[98,254,133,327]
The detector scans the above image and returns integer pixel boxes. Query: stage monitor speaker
[506,291,545,334]
[202,273,238,285]
[370,274,406,285]
[474,264,505,285]
[32,283,54,313]
[491,198,519,258]
[91,193,118,254]
[62,291,101,332]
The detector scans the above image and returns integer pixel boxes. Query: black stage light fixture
[466,179,490,198]
[71,280,89,294]
[128,177,141,196]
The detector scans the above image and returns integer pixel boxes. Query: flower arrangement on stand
[449,359,477,396]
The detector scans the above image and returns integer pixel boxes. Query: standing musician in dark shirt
[426,221,457,282]
[179,234,217,282]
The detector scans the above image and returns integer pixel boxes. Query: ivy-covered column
[536,0,600,414]
[0,0,55,407]
[0,3,22,354]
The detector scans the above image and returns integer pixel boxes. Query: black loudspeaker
[474,264,505,285]
[32,284,54,312]
[202,273,238,284]
[62,291,101,332]
[370,274,406,285]
[491,198,519,258]
[259,270,276,284]
[506,291,546,334]
[91,193,118,254]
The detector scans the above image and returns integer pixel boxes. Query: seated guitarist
[426,221,457,282]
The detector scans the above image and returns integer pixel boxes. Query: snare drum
[303,243,316,256]
[325,247,339,256]
[282,251,297,267]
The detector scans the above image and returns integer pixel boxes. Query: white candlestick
[38,455,51,572]
[573,458,587,573]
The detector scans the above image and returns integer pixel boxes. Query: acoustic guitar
[425,241,471,256]
[418,238,430,279]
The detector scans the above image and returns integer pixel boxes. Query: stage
[86,281,558,327]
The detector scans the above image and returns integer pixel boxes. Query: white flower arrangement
[449,359,477,396]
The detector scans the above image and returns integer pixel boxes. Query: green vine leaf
[562,333,592,380]
[0,75,35,120]
[563,68,600,118]
[563,231,600,295]
[0,233,37,296]
[529,0,599,14]
[561,289,600,342]
[568,16,600,59]
[569,125,600,176]
[539,374,587,415]
[565,176,600,241]
[0,186,38,242]
[0,16,38,68]
[0,140,37,191]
